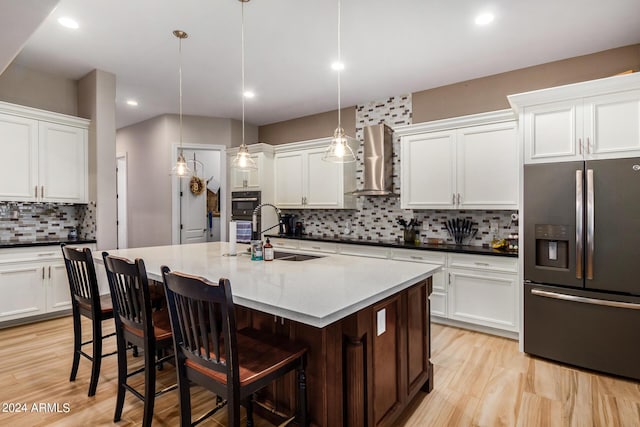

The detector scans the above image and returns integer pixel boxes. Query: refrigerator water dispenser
[535,224,569,269]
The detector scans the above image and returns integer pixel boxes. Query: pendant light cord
[178,35,184,154]
[241,1,246,146]
[337,0,342,131]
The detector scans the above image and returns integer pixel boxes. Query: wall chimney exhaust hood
[349,124,398,196]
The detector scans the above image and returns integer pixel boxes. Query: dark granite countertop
[0,238,97,249]
[266,234,518,258]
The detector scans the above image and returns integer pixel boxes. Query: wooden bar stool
[61,244,116,397]
[102,253,176,427]
[161,266,308,427]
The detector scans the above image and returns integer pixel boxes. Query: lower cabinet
[0,243,97,326]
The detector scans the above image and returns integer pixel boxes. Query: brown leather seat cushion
[185,328,306,387]
[77,294,113,315]
[123,308,172,341]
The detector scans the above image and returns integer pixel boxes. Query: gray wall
[78,69,117,250]
[116,114,257,248]
[0,62,79,116]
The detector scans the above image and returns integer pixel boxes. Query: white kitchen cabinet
[339,244,390,259]
[446,253,518,332]
[227,144,275,192]
[0,102,89,203]
[0,243,98,325]
[274,137,357,209]
[400,117,518,210]
[508,72,640,164]
[298,240,338,254]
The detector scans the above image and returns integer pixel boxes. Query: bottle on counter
[250,239,263,261]
[263,238,274,261]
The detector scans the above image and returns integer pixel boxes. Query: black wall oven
[231,191,260,240]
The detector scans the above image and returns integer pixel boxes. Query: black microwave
[231,191,261,217]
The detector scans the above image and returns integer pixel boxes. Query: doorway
[171,144,226,245]
[116,153,128,249]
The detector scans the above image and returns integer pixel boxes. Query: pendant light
[231,0,258,171]
[323,0,356,163]
[170,30,192,178]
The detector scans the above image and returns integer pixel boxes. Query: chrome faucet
[252,203,282,239]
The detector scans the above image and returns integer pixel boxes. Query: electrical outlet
[422,222,429,231]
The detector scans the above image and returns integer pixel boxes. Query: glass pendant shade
[323,127,356,163]
[171,150,192,177]
[231,144,258,170]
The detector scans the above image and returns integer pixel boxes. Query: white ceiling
[8,0,640,129]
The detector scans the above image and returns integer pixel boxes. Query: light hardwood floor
[1,316,639,426]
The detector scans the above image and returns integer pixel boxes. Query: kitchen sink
[273,251,324,261]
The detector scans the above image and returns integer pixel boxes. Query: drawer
[298,241,338,254]
[269,238,299,250]
[448,253,518,273]
[391,248,446,265]
[338,244,390,259]
[0,243,97,264]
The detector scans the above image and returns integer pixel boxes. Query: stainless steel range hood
[349,124,397,196]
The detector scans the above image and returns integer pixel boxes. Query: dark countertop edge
[265,234,518,258]
[0,239,97,249]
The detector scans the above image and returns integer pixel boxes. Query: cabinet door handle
[452,194,455,205]
[474,262,490,266]
[37,252,56,257]
[35,186,38,198]
[587,137,592,154]
[410,256,423,260]
[48,266,51,279]
[41,186,44,198]
[578,138,583,155]
[457,193,461,205]
[448,272,452,284]
[311,246,321,250]
[42,267,45,280]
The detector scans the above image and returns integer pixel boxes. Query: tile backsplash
[0,202,96,242]
[282,93,519,247]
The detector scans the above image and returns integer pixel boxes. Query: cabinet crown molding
[227,142,274,156]
[394,109,515,137]
[0,101,90,128]
[508,72,640,114]
[273,136,335,153]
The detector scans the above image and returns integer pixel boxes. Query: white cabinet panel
[0,263,46,321]
[448,253,518,273]
[457,122,518,208]
[401,131,456,209]
[586,90,640,159]
[524,102,581,163]
[39,122,87,203]
[0,113,38,201]
[47,262,72,312]
[339,244,389,259]
[269,238,300,250]
[430,291,447,318]
[448,269,518,331]
[306,149,340,208]
[274,152,304,207]
[298,241,338,254]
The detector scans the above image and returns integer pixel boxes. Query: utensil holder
[403,229,416,243]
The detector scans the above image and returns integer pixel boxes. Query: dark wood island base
[236,278,433,426]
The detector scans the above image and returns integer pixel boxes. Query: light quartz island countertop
[96,241,441,328]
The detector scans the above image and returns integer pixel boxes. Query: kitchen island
[95,241,440,426]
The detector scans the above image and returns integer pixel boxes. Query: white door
[180,151,207,244]
[116,154,128,249]
[274,152,304,208]
[0,113,38,201]
[46,261,72,313]
[401,130,456,209]
[457,122,518,209]
[39,122,87,202]
[0,263,46,321]
[306,148,341,208]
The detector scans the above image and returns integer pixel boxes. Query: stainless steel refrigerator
[524,157,640,380]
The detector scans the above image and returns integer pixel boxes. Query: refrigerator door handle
[575,170,583,280]
[586,169,594,280]
[531,288,640,310]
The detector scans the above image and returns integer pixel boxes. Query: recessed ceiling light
[475,13,494,26]
[126,99,138,107]
[331,61,345,71]
[58,16,79,29]
[243,91,255,99]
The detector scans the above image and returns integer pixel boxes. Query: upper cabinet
[0,102,89,203]
[274,137,357,209]
[509,72,640,164]
[227,143,274,192]
[398,112,518,210]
